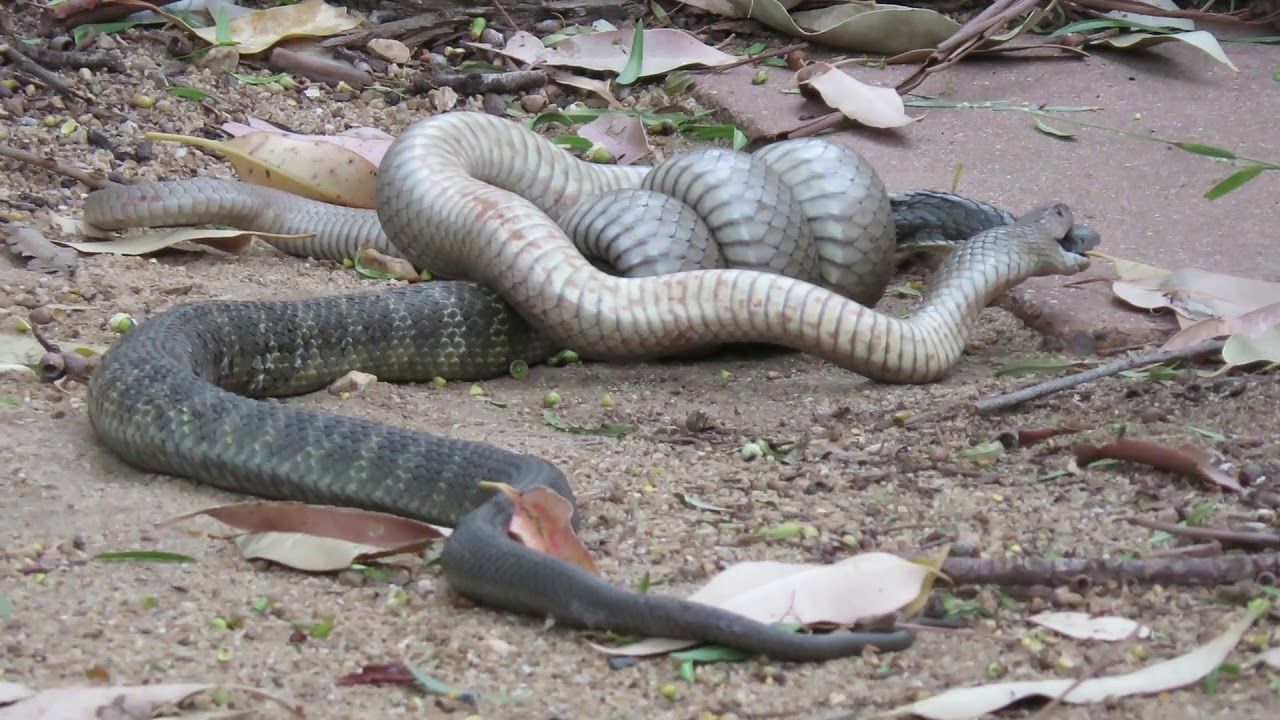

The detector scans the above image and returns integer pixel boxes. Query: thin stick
[0,141,114,189]
[691,42,808,74]
[489,0,519,33]
[974,339,1226,414]
[1124,517,1280,550]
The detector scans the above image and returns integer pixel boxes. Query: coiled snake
[83,112,1098,661]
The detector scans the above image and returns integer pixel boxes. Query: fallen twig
[1075,436,1242,492]
[0,40,87,102]
[691,42,807,74]
[941,552,1280,587]
[1124,517,1280,550]
[974,339,1226,414]
[0,141,115,189]
[896,0,1043,95]
[412,68,547,95]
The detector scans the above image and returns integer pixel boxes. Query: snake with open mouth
[81,112,1098,662]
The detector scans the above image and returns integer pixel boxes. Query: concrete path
[692,41,1278,354]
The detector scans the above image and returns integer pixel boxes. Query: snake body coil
[84,112,1097,661]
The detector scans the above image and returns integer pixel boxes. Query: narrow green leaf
[230,72,290,86]
[213,6,234,45]
[1184,424,1226,442]
[93,550,198,563]
[680,123,748,150]
[671,645,752,663]
[616,21,645,86]
[679,659,696,682]
[1173,141,1237,160]
[1204,165,1267,200]
[949,164,964,193]
[551,135,593,151]
[167,86,212,102]
[352,250,401,280]
[996,357,1091,377]
[405,663,480,703]
[542,409,631,438]
[73,20,138,45]
[1034,118,1076,140]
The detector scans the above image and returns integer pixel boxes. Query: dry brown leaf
[3,225,78,274]
[185,0,361,55]
[596,552,936,656]
[163,501,448,572]
[1074,438,1241,492]
[64,227,302,256]
[483,482,599,576]
[796,63,917,129]
[886,605,1263,719]
[577,115,650,165]
[0,681,302,719]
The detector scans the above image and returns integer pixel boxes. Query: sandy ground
[3,11,1279,720]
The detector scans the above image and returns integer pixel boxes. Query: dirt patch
[2,11,1278,720]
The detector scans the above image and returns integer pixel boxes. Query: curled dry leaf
[335,662,416,686]
[548,70,621,107]
[163,501,448,572]
[1029,611,1151,642]
[1099,252,1280,330]
[577,115,650,165]
[327,370,377,396]
[796,63,917,129]
[1074,438,1241,492]
[3,225,78,274]
[484,482,599,575]
[356,247,419,281]
[886,605,1264,719]
[596,552,937,657]
[0,681,302,719]
[65,227,291,256]
[999,424,1088,449]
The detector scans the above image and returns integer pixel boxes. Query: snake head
[1020,202,1095,277]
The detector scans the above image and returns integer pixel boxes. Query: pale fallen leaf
[1261,646,1280,669]
[146,129,379,208]
[3,225,78,273]
[0,682,32,705]
[221,118,393,167]
[797,63,917,129]
[727,0,958,55]
[497,30,546,65]
[367,38,410,64]
[1097,252,1280,330]
[577,115,650,165]
[327,370,377,396]
[1164,301,1280,368]
[0,681,301,719]
[1223,325,1280,367]
[1096,31,1237,72]
[182,0,361,55]
[1104,0,1195,32]
[1029,611,1151,642]
[163,501,448,572]
[64,227,302,256]
[548,70,621,107]
[541,28,737,77]
[885,605,1264,719]
[484,482,599,575]
[596,552,936,656]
